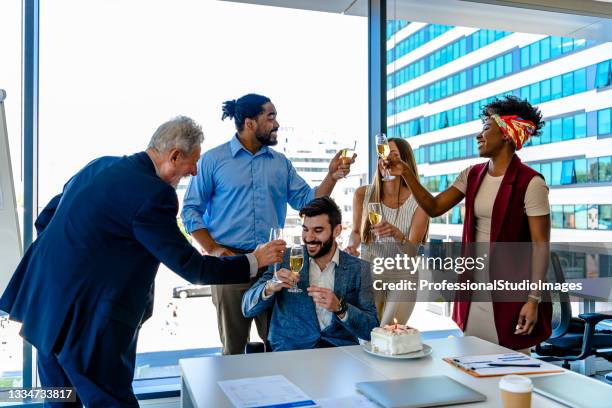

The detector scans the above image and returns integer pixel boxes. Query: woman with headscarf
[387,96,552,352]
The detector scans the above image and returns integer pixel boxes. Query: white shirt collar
[312,246,340,271]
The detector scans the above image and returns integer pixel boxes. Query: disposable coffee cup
[499,375,532,408]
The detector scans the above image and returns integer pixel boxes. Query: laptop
[356,375,486,408]
[532,374,612,408]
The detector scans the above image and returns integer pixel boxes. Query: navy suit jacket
[242,249,378,351]
[0,152,251,356]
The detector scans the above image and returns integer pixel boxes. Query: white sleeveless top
[360,184,419,262]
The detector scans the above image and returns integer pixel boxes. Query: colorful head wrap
[490,114,536,151]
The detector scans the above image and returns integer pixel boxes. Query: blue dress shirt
[181,135,317,250]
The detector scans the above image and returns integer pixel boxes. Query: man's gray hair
[147,116,204,154]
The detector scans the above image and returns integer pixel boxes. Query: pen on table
[487,363,541,367]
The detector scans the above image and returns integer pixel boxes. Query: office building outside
[277,127,368,246]
[384,22,612,247]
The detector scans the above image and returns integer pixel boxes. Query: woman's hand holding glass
[371,220,403,241]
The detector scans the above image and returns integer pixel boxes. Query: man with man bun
[182,93,356,354]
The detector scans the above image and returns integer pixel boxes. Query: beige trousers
[211,277,269,355]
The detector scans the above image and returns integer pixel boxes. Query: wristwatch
[334,297,348,316]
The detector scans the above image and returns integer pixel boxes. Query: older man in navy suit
[0,116,285,407]
[242,197,378,351]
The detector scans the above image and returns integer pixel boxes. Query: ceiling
[220,0,612,41]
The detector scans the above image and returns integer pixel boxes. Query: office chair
[535,252,612,369]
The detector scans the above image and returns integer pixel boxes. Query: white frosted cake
[370,324,423,355]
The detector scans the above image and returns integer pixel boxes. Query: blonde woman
[346,138,429,326]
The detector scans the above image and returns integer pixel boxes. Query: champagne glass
[375,133,395,181]
[269,227,285,284]
[339,142,355,179]
[368,202,383,242]
[288,245,304,293]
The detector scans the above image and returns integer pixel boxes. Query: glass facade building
[386,23,612,241]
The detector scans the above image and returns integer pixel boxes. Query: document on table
[444,353,563,377]
[218,375,317,408]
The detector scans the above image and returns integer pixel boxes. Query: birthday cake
[370,323,423,355]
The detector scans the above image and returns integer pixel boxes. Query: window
[561,37,573,53]
[600,205,612,230]
[541,37,551,61]
[598,108,611,135]
[40,0,368,385]
[599,156,612,182]
[530,42,540,65]
[562,72,574,96]
[588,158,599,182]
[551,118,563,142]
[575,113,587,138]
[540,162,552,184]
[574,68,587,93]
[551,205,563,228]
[551,36,562,58]
[0,0,23,389]
[540,121,551,143]
[560,160,575,184]
[595,60,611,88]
[540,79,551,102]
[551,161,562,185]
[562,116,574,140]
[530,83,540,104]
[563,205,575,228]
[575,205,587,229]
[575,159,588,183]
[588,205,599,229]
[551,76,562,99]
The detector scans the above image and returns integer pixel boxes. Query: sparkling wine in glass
[288,246,303,293]
[368,202,383,242]
[375,133,395,181]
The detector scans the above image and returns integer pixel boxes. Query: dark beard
[305,235,335,259]
[255,129,278,146]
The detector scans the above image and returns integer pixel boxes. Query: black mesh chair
[535,252,612,369]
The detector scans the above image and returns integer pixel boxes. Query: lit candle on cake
[393,317,398,330]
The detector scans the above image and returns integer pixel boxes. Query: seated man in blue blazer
[243,196,378,351]
[0,116,285,408]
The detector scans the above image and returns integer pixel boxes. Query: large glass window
[599,108,611,135]
[575,113,587,138]
[599,157,612,182]
[41,0,367,382]
[600,205,612,230]
[595,60,611,88]
[551,205,563,228]
[562,116,574,140]
[0,0,23,389]
[575,205,587,229]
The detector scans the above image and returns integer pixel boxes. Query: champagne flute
[368,202,383,242]
[338,142,355,179]
[375,133,395,181]
[269,227,285,284]
[288,245,303,293]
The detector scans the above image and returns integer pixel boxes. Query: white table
[179,336,593,407]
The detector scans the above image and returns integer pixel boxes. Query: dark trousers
[38,312,140,407]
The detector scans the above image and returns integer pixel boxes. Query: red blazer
[452,154,552,350]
